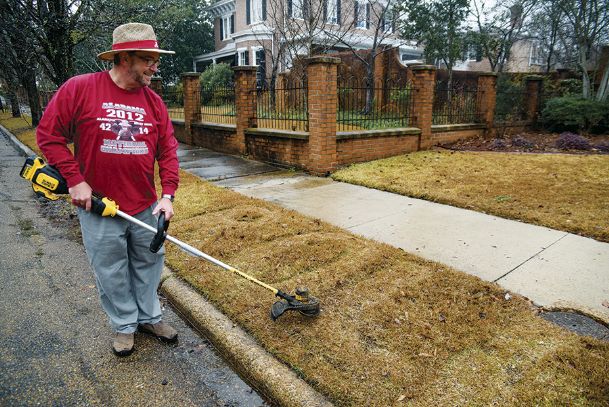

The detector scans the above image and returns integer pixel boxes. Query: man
[37,23,180,356]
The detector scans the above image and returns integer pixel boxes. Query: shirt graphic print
[97,102,151,155]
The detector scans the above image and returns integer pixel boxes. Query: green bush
[541,96,609,133]
[200,63,233,89]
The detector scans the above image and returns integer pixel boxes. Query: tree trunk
[579,44,591,99]
[7,88,21,118]
[21,68,42,126]
[596,63,609,102]
[364,54,375,114]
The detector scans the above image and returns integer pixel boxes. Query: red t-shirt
[37,71,179,215]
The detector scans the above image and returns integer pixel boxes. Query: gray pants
[78,203,164,333]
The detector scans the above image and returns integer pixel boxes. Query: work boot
[138,321,178,343]
[112,332,135,356]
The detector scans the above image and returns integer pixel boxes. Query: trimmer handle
[91,195,118,217]
[149,211,169,253]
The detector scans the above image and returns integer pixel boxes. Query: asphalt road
[0,133,266,406]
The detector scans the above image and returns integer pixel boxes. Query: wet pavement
[0,134,266,406]
[178,144,278,181]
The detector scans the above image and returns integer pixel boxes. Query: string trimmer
[20,155,320,321]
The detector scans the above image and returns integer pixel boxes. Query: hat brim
[97,48,175,61]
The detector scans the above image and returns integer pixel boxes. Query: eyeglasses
[133,53,160,67]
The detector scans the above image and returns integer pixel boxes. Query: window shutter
[323,0,327,22]
[231,14,235,33]
[245,50,250,65]
[354,1,358,25]
[366,3,370,29]
[288,0,292,17]
[337,0,341,24]
[246,0,251,24]
[262,0,267,20]
[220,18,224,39]
[234,53,239,66]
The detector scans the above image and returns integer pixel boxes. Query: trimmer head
[271,287,320,321]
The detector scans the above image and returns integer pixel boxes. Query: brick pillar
[525,75,543,124]
[476,72,497,139]
[150,77,163,97]
[306,56,340,176]
[233,66,258,155]
[406,62,423,83]
[410,65,436,150]
[182,72,201,144]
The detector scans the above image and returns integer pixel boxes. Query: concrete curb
[160,268,332,407]
[0,123,36,157]
[2,123,332,407]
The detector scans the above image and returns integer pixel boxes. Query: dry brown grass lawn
[6,112,609,405]
[167,171,609,406]
[332,150,609,243]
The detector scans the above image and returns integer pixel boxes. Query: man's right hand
[69,181,93,211]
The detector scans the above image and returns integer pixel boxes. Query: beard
[127,63,152,88]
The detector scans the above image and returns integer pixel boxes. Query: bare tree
[330,0,406,113]
[528,0,568,73]
[254,0,356,87]
[558,0,609,100]
[470,0,538,73]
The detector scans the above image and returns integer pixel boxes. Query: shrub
[200,63,233,89]
[595,142,609,153]
[555,132,591,150]
[512,135,533,149]
[491,138,506,149]
[541,96,609,133]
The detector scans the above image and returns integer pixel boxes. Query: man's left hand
[153,197,174,220]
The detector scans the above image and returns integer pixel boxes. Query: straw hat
[97,23,175,61]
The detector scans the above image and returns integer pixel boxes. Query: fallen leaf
[397,395,406,402]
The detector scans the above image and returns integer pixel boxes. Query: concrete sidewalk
[179,145,609,325]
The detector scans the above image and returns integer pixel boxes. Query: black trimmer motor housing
[271,287,320,320]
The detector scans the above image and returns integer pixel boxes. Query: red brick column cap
[232,66,258,72]
[181,72,201,78]
[306,56,341,65]
[477,72,498,77]
[409,65,438,71]
[410,65,437,71]
[524,75,544,81]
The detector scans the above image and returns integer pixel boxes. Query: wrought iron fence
[433,85,481,125]
[256,81,308,131]
[200,85,236,124]
[337,78,414,131]
[494,90,527,122]
[162,87,184,120]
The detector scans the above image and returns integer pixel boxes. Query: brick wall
[246,130,310,168]
[337,131,420,165]
[191,123,241,155]
[172,120,188,143]
[431,125,486,145]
